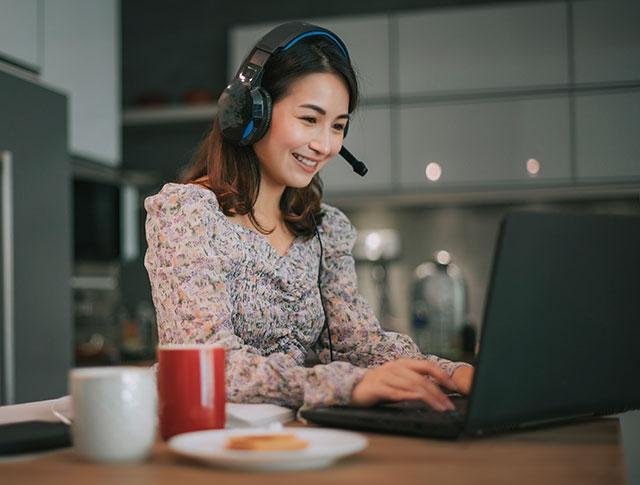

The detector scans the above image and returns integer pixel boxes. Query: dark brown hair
[181,37,359,239]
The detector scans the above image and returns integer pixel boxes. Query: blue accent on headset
[241,120,254,140]
[283,31,348,59]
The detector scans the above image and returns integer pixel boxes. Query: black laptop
[302,211,640,438]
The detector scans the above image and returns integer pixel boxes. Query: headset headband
[231,22,350,88]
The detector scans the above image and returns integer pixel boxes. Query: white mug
[69,367,157,463]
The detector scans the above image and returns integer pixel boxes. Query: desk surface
[0,418,625,485]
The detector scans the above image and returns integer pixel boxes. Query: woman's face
[253,72,350,191]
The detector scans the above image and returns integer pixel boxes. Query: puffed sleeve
[316,204,470,378]
[144,184,367,409]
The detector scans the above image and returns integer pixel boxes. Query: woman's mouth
[292,153,319,173]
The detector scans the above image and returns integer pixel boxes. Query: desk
[0,418,625,485]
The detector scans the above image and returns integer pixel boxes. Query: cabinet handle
[1,150,15,405]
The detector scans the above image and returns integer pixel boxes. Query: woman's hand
[350,358,459,411]
[451,365,474,395]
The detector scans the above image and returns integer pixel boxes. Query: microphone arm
[340,146,368,176]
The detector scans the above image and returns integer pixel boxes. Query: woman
[144,22,473,412]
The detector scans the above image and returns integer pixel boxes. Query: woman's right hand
[350,358,457,411]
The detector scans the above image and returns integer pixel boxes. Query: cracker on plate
[225,433,309,451]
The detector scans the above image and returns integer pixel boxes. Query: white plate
[168,427,368,471]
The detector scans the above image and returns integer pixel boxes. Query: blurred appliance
[71,172,148,365]
[353,229,401,329]
[411,250,470,359]
[72,263,122,365]
[73,179,120,262]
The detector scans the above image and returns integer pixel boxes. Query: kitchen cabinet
[575,88,640,181]
[321,105,392,194]
[41,0,120,166]
[303,15,390,99]
[398,95,571,189]
[137,1,639,203]
[229,14,390,98]
[0,69,71,405]
[573,0,640,85]
[396,2,569,95]
[0,0,40,72]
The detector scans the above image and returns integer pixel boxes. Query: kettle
[411,250,469,359]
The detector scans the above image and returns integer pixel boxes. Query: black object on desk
[0,421,71,455]
[303,211,640,439]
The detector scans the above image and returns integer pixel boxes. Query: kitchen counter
[0,418,625,485]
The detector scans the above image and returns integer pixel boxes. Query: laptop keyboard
[301,395,469,439]
[379,396,468,423]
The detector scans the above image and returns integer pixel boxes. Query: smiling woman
[143,22,473,413]
[253,73,349,193]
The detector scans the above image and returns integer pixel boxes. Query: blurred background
[0,0,639,404]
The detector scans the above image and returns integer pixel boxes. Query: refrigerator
[0,68,72,405]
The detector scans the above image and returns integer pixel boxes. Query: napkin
[226,403,294,428]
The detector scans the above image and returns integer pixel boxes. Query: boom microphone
[340,147,368,176]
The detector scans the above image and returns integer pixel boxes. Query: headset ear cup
[218,81,252,144]
[250,87,272,143]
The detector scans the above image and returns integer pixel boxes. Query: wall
[344,196,640,338]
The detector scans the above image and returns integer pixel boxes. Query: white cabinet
[396,2,568,95]
[226,2,639,198]
[575,89,640,181]
[573,0,640,85]
[321,105,392,194]
[305,15,390,99]
[398,96,571,188]
[41,0,120,166]
[229,14,390,98]
[0,0,40,71]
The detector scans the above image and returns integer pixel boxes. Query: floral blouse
[144,183,467,409]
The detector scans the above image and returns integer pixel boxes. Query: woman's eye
[333,124,346,132]
[301,117,316,124]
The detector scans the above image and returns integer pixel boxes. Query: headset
[217,21,368,177]
[218,22,370,362]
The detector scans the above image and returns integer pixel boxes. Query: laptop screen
[466,211,640,434]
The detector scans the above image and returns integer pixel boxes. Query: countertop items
[0,418,625,484]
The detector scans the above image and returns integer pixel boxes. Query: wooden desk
[0,418,625,485]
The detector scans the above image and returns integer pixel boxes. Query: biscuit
[225,433,309,451]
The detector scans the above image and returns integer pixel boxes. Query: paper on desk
[0,396,71,426]
[0,396,294,429]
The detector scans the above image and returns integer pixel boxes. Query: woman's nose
[309,127,332,156]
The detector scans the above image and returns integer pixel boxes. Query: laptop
[301,211,640,438]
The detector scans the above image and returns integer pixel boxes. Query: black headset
[217,21,368,177]
[218,22,370,362]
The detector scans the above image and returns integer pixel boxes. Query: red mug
[157,344,226,440]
